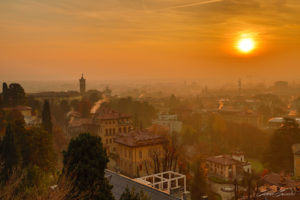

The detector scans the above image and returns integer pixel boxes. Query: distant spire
[79,73,86,95]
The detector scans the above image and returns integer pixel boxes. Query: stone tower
[79,74,86,95]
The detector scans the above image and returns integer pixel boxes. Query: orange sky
[0,0,300,82]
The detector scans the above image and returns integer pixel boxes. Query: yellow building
[293,144,300,177]
[115,130,166,178]
[94,107,133,154]
[206,155,237,180]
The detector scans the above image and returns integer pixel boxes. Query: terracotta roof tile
[115,130,166,147]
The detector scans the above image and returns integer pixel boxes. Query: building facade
[293,144,300,177]
[94,107,133,153]
[67,107,133,154]
[206,152,251,181]
[115,130,166,178]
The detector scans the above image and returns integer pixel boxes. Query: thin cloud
[164,0,223,10]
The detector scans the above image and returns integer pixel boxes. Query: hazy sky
[0,0,299,82]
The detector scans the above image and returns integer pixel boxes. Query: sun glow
[237,38,255,54]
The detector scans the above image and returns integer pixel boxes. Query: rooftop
[105,170,179,200]
[261,173,299,187]
[206,155,236,165]
[95,107,131,120]
[115,130,166,147]
[68,118,95,128]
[3,106,32,111]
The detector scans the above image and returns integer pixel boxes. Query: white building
[152,114,182,133]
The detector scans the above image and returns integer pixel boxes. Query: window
[119,127,122,133]
[139,150,142,159]
[106,139,108,144]
[113,128,115,135]
[109,129,112,135]
[148,149,152,157]
[105,129,108,136]
[110,139,112,144]
[139,164,143,171]
[123,127,127,133]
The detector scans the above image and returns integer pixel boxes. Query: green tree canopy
[264,122,300,173]
[62,133,114,200]
[120,187,151,200]
[9,83,26,107]
[2,83,25,107]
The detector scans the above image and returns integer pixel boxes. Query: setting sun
[237,38,255,54]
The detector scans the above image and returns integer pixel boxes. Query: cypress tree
[2,82,9,107]
[42,100,52,134]
[191,162,207,200]
[0,124,20,181]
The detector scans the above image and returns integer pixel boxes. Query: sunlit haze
[0,0,300,82]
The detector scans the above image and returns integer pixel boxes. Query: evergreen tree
[0,124,20,181]
[264,121,300,173]
[22,128,57,173]
[2,82,9,107]
[191,162,207,200]
[9,83,25,106]
[42,100,52,134]
[120,187,151,200]
[62,133,114,200]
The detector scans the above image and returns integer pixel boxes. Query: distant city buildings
[32,91,81,104]
[152,113,182,134]
[274,81,289,90]
[268,117,300,129]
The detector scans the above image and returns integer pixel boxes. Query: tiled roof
[262,173,298,187]
[68,118,95,128]
[105,170,179,200]
[3,106,32,111]
[243,194,300,200]
[115,130,166,147]
[95,107,131,120]
[206,155,236,165]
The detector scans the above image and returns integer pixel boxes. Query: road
[209,181,235,200]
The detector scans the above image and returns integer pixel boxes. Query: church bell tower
[79,74,86,95]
